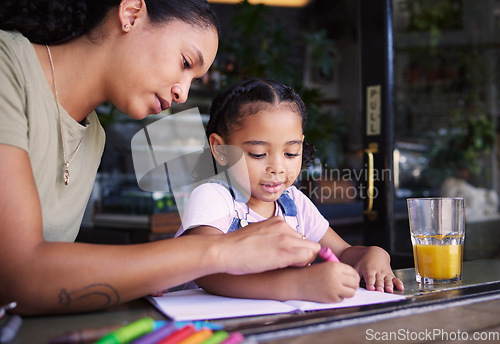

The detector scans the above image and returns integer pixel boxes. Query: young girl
[176,78,404,303]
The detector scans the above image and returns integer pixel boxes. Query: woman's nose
[171,82,190,104]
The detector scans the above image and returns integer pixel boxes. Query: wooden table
[10,260,500,343]
[252,260,500,343]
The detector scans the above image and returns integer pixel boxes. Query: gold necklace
[46,45,84,185]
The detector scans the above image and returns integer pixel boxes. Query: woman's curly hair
[0,0,219,44]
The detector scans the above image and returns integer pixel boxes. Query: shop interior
[77,0,500,269]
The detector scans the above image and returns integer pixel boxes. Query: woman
[0,0,319,315]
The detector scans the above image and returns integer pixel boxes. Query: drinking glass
[407,197,465,284]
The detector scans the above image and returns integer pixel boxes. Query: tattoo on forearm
[58,283,120,308]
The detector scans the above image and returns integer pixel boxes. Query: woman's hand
[349,246,404,293]
[214,216,321,275]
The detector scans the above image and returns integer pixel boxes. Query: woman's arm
[190,226,360,303]
[0,145,320,315]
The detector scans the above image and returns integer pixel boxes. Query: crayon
[157,325,196,344]
[175,321,224,331]
[318,246,340,262]
[0,302,16,321]
[130,322,177,344]
[200,331,229,344]
[49,324,124,344]
[177,328,213,344]
[220,332,245,344]
[95,317,166,344]
[0,314,22,344]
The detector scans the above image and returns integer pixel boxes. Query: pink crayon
[220,332,245,344]
[318,246,340,262]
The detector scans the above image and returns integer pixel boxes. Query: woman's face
[108,18,218,119]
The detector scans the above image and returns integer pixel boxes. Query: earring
[124,24,130,30]
[220,157,224,161]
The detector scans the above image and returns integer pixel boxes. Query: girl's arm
[0,145,320,315]
[189,226,360,303]
[319,227,404,293]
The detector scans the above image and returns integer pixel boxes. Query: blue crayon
[0,314,22,343]
[174,321,224,331]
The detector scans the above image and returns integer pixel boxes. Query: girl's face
[108,18,218,119]
[225,104,304,210]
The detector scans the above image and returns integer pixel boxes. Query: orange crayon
[178,329,213,344]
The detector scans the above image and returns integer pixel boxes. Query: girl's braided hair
[0,0,219,44]
[206,78,316,167]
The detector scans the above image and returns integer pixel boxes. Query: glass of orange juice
[407,197,465,284]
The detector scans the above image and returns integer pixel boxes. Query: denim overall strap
[210,180,247,232]
[228,217,241,232]
[277,190,297,216]
[228,189,298,232]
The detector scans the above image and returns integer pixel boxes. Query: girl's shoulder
[286,184,307,200]
[190,181,235,203]
[286,184,318,209]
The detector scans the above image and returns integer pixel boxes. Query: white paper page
[149,289,298,321]
[284,288,406,311]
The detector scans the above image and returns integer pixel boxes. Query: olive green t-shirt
[0,30,105,242]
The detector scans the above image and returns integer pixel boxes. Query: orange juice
[413,243,462,280]
[407,198,465,284]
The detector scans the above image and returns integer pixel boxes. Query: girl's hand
[297,262,360,303]
[352,246,404,293]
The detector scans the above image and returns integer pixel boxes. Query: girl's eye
[285,153,301,158]
[248,153,266,159]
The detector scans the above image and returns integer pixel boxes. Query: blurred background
[78,0,500,269]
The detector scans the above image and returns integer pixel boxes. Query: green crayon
[95,317,166,344]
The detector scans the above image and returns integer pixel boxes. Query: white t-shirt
[175,183,329,243]
[0,30,105,241]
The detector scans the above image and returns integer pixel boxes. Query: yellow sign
[366,85,381,136]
